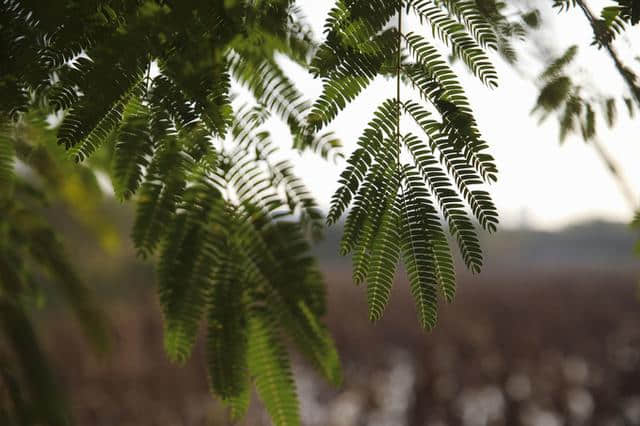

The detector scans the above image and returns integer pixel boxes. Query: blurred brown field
[32,219,640,426]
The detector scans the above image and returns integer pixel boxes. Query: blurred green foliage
[0,112,110,425]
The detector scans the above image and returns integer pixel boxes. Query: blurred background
[40,199,640,425]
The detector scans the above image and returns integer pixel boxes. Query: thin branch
[576,0,640,108]
[590,136,638,210]
[573,0,639,212]
[397,3,402,167]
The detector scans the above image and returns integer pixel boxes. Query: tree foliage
[2,1,341,424]
[5,1,636,425]
[315,0,505,330]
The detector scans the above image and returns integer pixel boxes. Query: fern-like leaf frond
[399,170,439,329]
[248,310,300,426]
[408,0,498,87]
[158,184,222,362]
[112,97,153,201]
[327,99,400,224]
[404,100,498,232]
[308,5,399,131]
[401,165,456,325]
[132,135,189,257]
[403,132,483,273]
[206,243,249,399]
[59,61,145,162]
[403,32,498,182]
[432,0,499,50]
[365,171,402,322]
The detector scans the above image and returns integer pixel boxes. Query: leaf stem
[591,136,638,210]
[396,2,402,167]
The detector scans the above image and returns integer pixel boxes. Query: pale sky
[268,1,640,231]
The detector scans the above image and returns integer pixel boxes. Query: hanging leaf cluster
[1,1,341,424]
[1,0,516,424]
[311,0,500,330]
